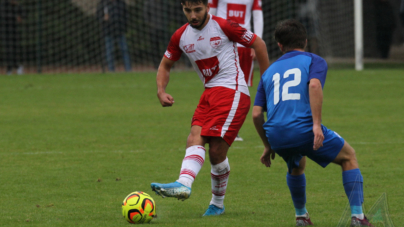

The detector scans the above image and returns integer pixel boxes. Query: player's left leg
[202,87,250,216]
[203,137,230,216]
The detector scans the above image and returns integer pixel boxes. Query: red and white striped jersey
[164,15,257,96]
[209,0,262,32]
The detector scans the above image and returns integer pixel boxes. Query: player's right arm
[156,57,175,107]
[156,26,185,107]
[253,106,275,167]
[253,79,275,167]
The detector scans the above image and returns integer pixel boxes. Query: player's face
[182,2,210,29]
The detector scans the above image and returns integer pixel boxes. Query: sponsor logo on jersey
[210,126,219,131]
[210,37,222,48]
[227,3,247,24]
[195,56,220,83]
[242,31,254,44]
[197,36,204,41]
[184,44,195,53]
[164,50,172,59]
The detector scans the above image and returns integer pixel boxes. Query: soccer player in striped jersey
[253,19,373,226]
[150,0,269,216]
[209,0,263,141]
[209,0,263,87]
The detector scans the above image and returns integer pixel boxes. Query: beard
[189,11,208,29]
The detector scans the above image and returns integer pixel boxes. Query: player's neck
[284,48,305,54]
[196,14,211,31]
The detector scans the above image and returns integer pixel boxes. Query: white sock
[176,145,206,188]
[296,212,309,218]
[352,213,364,219]
[209,157,230,209]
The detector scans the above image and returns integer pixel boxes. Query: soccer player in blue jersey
[253,19,373,226]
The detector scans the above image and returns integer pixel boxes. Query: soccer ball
[122,191,156,224]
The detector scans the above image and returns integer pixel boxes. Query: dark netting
[0,0,403,74]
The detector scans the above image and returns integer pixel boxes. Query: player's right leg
[151,92,210,201]
[151,126,207,201]
[203,136,230,216]
[332,142,373,226]
[104,36,115,72]
[201,87,250,216]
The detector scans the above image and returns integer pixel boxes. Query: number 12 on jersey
[272,68,301,105]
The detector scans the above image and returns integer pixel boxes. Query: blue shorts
[274,125,345,173]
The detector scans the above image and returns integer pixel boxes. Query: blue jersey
[254,51,327,149]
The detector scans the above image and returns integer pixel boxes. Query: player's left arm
[219,17,269,74]
[309,78,324,150]
[250,36,270,76]
[251,0,263,59]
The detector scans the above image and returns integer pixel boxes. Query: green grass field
[0,69,403,226]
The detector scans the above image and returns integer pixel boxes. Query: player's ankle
[176,178,192,188]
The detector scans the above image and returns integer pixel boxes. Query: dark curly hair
[181,0,208,6]
[274,19,307,51]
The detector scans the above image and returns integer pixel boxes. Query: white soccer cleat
[234,135,243,141]
[150,181,191,201]
[17,65,24,75]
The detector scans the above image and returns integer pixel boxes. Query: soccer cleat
[150,181,191,201]
[17,65,24,75]
[202,204,225,216]
[296,213,314,226]
[234,134,243,141]
[351,216,374,227]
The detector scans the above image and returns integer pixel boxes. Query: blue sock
[342,168,364,217]
[287,173,307,216]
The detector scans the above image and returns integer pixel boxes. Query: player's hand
[104,14,109,21]
[260,147,275,168]
[157,92,175,107]
[251,48,256,60]
[313,124,324,150]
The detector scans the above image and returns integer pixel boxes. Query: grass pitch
[0,68,403,226]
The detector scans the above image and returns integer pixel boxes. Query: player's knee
[337,146,359,169]
[290,166,305,175]
[186,132,205,147]
[345,146,357,162]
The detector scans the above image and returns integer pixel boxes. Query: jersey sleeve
[209,0,218,8]
[254,79,267,111]
[308,55,328,88]
[213,16,257,47]
[252,0,262,10]
[164,27,185,61]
